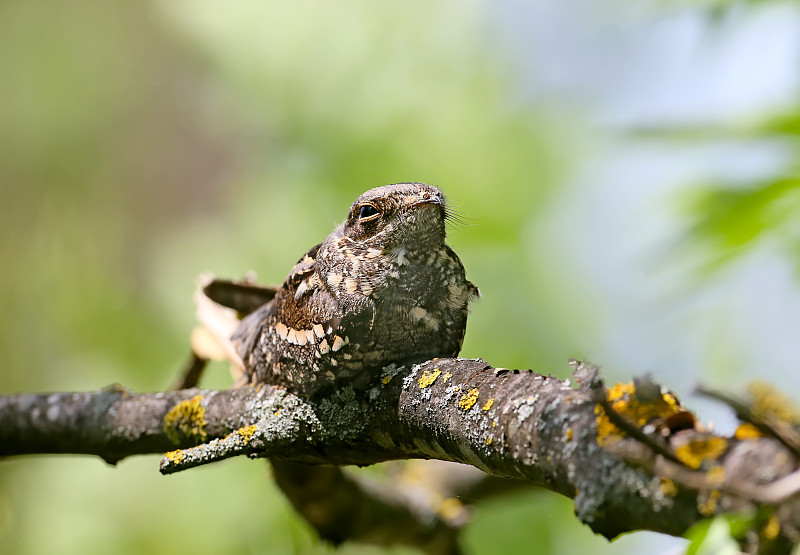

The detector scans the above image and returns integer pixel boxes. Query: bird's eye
[358,204,380,221]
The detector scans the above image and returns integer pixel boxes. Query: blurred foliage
[638,102,800,277]
[0,0,798,554]
[683,508,779,555]
[685,176,800,274]
[684,515,743,555]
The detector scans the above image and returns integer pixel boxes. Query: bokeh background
[1,1,799,553]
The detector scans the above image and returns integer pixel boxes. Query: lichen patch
[674,436,728,470]
[659,478,677,498]
[458,388,480,411]
[749,381,800,425]
[734,422,761,440]
[594,381,683,447]
[419,368,442,389]
[236,424,258,444]
[163,395,208,444]
[164,449,184,464]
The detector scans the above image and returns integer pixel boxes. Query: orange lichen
[458,388,480,411]
[163,395,207,444]
[734,422,762,440]
[674,436,729,470]
[482,398,494,411]
[595,381,682,446]
[419,369,442,389]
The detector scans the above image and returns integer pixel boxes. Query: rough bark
[3,356,798,552]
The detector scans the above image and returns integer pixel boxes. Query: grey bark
[1,357,798,551]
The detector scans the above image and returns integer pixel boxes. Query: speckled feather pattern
[233,183,478,396]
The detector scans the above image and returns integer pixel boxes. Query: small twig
[170,352,208,391]
[654,458,800,507]
[593,386,685,466]
[696,384,800,458]
[613,437,800,506]
[159,388,321,474]
[573,360,684,465]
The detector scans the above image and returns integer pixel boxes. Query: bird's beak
[410,191,444,208]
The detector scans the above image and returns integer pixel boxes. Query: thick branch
[271,460,462,553]
[1,357,798,545]
[0,385,270,464]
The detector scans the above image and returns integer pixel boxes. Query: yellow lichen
[482,398,494,411]
[163,395,207,444]
[734,422,762,440]
[164,449,184,464]
[697,490,721,517]
[236,424,258,443]
[564,428,573,443]
[442,371,453,383]
[437,497,465,522]
[705,465,726,486]
[674,436,729,470]
[749,381,800,425]
[659,478,677,498]
[419,369,442,389]
[762,514,781,540]
[102,383,130,396]
[595,381,683,446]
[458,388,480,411]
[381,375,392,385]
[485,436,493,445]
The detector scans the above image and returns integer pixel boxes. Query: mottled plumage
[232,183,478,396]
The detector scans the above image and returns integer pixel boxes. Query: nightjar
[232,183,478,396]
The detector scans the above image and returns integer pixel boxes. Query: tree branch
[2,357,799,550]
[270,460,462,553]
[0,384,267,464]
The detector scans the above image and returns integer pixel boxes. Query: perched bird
[232,183,478,397]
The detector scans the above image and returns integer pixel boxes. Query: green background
[1,1,798,553]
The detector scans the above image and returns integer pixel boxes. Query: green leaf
[684,177,800,274]
[684,516,743,555]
